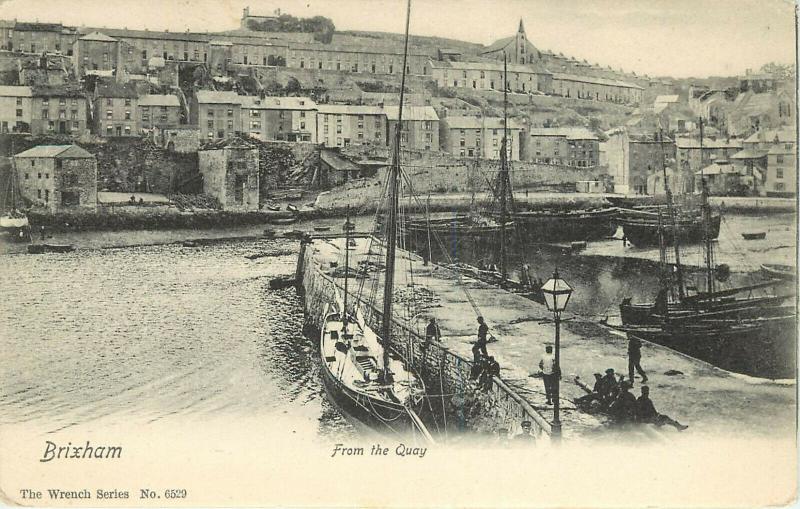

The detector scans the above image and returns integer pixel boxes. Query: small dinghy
[742,232,766,240]
[27,244,75,254]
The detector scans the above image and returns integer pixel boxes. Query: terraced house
[239,96,317,142]
[93,82,138,137]
[0,85,32,133]
[192,90,243,141]
[429,59,552,94]
[528,127,599,167]
[137,94,181,131]
[385,106,439,151]
[285,41,431,75]
[440,116,524,160]
[316,104,387,148]
[31,86,88,135]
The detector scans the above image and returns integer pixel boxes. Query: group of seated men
[577,368,688,431]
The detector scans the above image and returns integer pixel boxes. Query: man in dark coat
[609,381,637,424]
[628,336,648,384]
[472,316,489,362]
[636,386,688,431]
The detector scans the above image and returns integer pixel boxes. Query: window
[776,155,784,164]
[124,125,131,135]
[42,98,49,106]
[106,110,113,119]
[460,138,465,147]
[227,120,233,129]
[300,122,306,129]
[25,172,29,179]
[251,121,261,129]
[106,125,113,135]
[45,173,49,179]
[207,120,214,128]
[16,97,22,105]
[48,121,54,131]
[71,110,78,119]
[226,109,232,117]
[300,111,305,118]
[72,121,79,129]
[106,98,113,106]
[357,132,363,139]
[37,189,41,199]
[59,110,66,119]
[41,109,49,119]
[15,109,22,117]
[207,110,214,117]
[324,125,328,134]
[776,168,784,179]
[336,125,342,134]
[38,172,42,179]
[125,111,131,120]
[124,99,131,107]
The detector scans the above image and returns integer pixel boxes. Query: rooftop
[430,58,550,75]
[239,96,317,110]
[744,127,797,144]
[138,94,181,107]
[14,145,94,159]
[383,105,439,122]
[444,116,525,130]
[95,82,138,99]
[675,137,743,149]
[317,104,386,115]
[195,90,242,104]
[0,85,32,97]
[80,31,118,42]
[552,72,643,90]
[528,127,598,140]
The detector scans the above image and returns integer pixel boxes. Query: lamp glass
[541,276,573,312]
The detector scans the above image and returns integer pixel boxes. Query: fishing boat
[619,207,720,247]
[1,142,31,242]
[742,232,766,240]
[611,121,796,378]
[267,215,298,225]
[27,243,75,254]
[511,207,619,242]
[405,215,513,236]
[318,5,433,439]
[761,264,796,281]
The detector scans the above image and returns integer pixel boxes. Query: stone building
[764,130,796,197]
[694,160,743,196]
[429,59,552,94]
[527,127,599,167]
[93,81,138,136]
[385,106,439,151]
[30,86,88,136]
[191,90,243,141]
[240,96,317,142]
[11,22,78,55]
[198,138,260,210]
[675,137,743,182]
[72,31,122,76]
[479,19,541,65]
[316,104,387,148]
[285,41,432,76]
[0,85,32,133]
[551,73,643,105]
[440,116,524,161]
[605,128,676,194]
[14,145,97,212]
[137,94,181,132]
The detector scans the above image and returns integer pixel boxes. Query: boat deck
[309,235,796,441]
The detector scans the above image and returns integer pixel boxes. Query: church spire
[518,18,525,34]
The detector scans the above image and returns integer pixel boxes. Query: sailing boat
[610,127,796,378]
[319,2,431,437]
[1,141,31,242]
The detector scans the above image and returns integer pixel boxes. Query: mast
[699,117,715,297]
[380,0,412,375]
[499,52,509,281]
[659,128,685,300]
[343,205,350,329]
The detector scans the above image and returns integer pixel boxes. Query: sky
[0,0,796,78]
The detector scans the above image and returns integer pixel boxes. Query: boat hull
[622,314,797,379]
[510,208,618,242]
[620,214,721,247]
[620,295,794,326]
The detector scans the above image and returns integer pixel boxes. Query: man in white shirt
[538,345,557,405]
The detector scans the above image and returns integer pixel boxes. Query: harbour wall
[296,235,554,439]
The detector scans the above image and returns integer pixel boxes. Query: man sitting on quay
[636,386,688,431]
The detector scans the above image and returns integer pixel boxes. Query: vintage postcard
[0,0,796,507]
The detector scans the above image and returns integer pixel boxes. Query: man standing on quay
[628,335,647,385]
[538,345,558,405]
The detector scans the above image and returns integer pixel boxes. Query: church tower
[515,18,529,64]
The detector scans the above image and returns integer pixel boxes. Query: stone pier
[297,233,796,441]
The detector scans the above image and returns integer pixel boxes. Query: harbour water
[0,239,355,439]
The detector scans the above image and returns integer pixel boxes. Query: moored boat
[510,207,619,242]
[761,264,796,281]
[619,208,720,247]
[27,244,75,254]
[742,232,766,240]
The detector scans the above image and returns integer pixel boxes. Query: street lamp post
[541,268,573,440]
